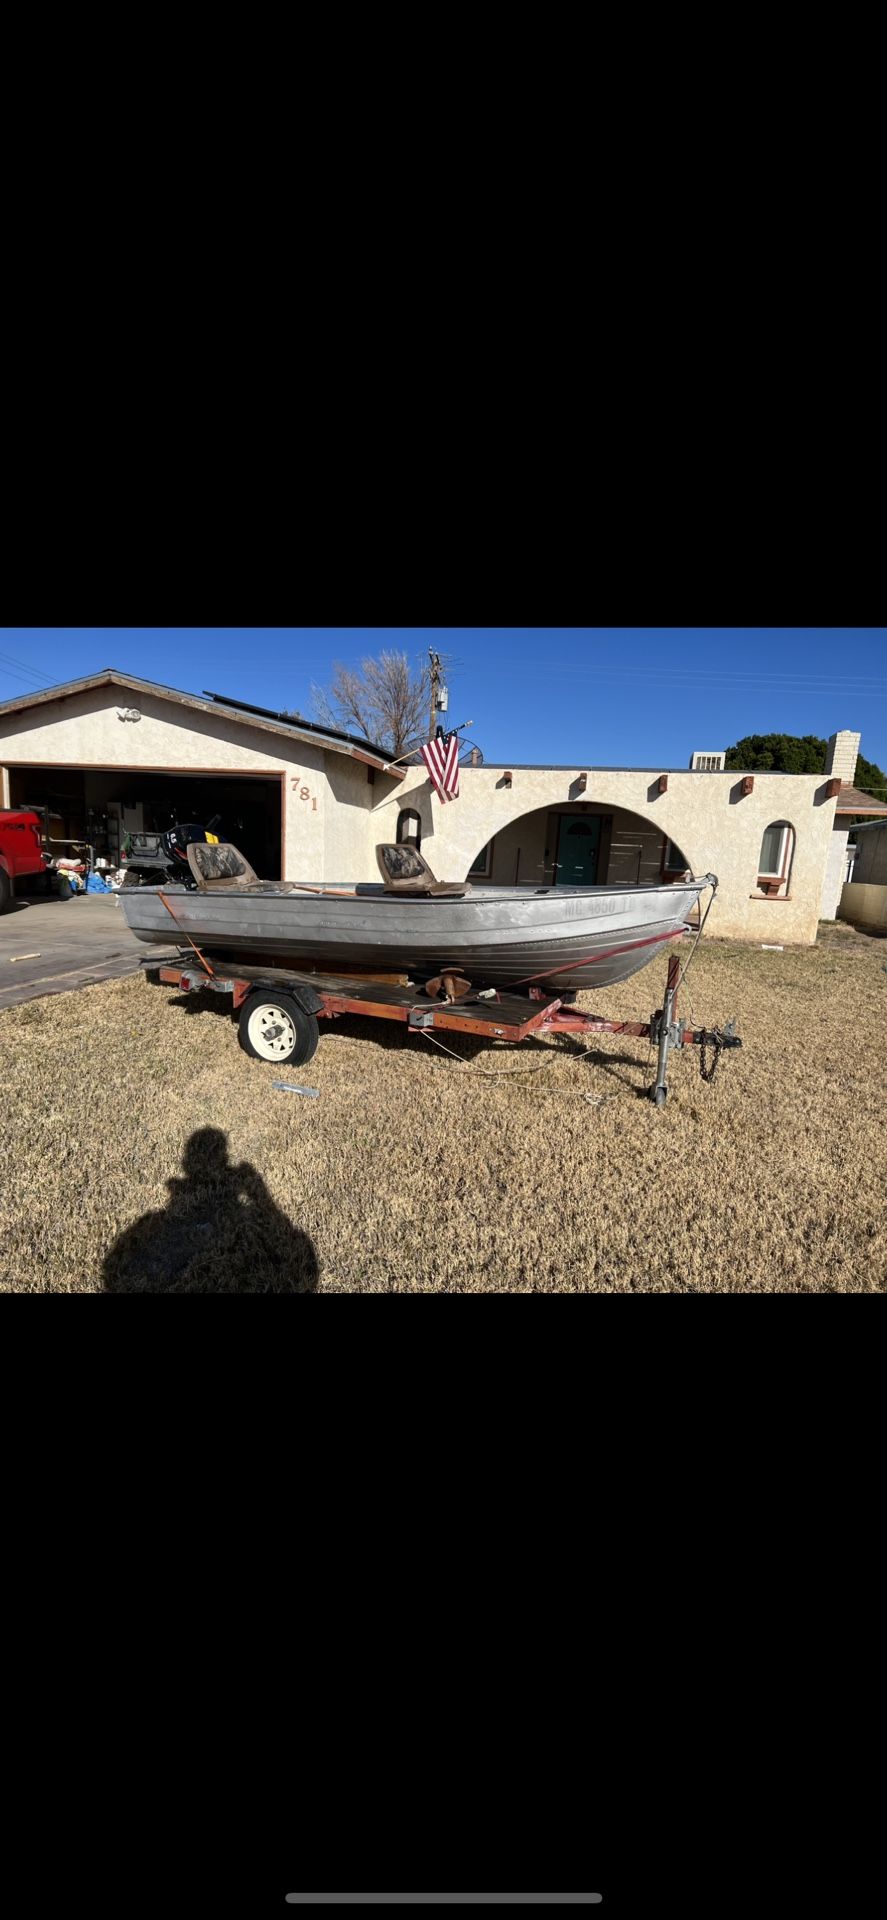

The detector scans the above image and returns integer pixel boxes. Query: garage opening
[7,768,283,880]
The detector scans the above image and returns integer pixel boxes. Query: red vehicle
[0,809,51,912]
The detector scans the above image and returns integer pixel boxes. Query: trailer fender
[246,977,325,1019]
[287,981,325,1019]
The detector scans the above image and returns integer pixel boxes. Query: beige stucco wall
[820,828,850,920]
[321,754,384,879]
[384,765,838,942]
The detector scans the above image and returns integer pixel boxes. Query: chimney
[469,746,481,767]
[824,731,860,786]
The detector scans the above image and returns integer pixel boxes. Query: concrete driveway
[0,891,177,1011]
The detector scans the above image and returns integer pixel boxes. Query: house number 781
[291,777,318,810]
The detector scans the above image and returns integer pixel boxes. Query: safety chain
[698,1029,724,1083]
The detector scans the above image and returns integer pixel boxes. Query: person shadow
[102,1127,319,1293]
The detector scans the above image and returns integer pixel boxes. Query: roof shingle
[834,783,887,817]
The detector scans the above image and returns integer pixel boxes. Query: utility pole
[428,649,441,740]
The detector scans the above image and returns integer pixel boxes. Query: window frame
[758,824,789,880]
[396,808,422,851]
[467,837,494,879]
[662,836,690,874]
[756,820,795,895]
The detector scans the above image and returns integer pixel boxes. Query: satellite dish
[459,741,484,767]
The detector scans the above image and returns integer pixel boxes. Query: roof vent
[690,751,725,771]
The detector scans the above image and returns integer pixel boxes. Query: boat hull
[118,879,711,992]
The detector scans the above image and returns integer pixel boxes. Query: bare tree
[312,650,431,760]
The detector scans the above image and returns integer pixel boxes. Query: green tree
[724,734,887,810]
[857,750,887,798]
[724,734,827,775]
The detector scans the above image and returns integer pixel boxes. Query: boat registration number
[563,895,619,919]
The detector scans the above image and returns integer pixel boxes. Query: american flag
[420,729,460,802]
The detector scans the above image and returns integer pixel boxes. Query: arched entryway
[465,801,693,888]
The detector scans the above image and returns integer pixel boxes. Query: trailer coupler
[647,1010,742,1106]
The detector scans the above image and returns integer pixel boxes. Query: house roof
[834,783,887,817]
[850,816,887,834]
[0,670,404,778]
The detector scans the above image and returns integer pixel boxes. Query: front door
[557,814,601,885]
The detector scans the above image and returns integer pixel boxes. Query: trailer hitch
[648,995,742,1107]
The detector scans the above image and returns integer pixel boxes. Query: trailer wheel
[0,870,11,914]
[238,991,320,1066]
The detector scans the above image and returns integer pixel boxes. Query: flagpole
[384,721,474,774]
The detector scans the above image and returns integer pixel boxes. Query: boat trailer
[146,947,741,1106]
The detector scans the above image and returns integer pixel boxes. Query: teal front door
[558,814,601,885]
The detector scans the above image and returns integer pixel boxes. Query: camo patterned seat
[187,842,260,888]
[375,844,469,896]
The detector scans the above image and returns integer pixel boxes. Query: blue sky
[1,628,885,772]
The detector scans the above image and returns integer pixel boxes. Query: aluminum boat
[117,840,716,993]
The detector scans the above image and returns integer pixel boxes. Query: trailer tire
[0,870,11,913]
[238,991,320,1066]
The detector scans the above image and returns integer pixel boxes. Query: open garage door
[7,767,283,880]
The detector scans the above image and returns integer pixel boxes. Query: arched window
[757,821,794,896]
[397,808,421,850]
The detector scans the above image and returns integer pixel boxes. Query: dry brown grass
[2,931,885,1292]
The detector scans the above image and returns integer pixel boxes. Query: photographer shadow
[102,1127,318,1293]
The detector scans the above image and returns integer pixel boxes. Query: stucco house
[839,819,887,930]
[818,729,887,919]
[0,669,880,945]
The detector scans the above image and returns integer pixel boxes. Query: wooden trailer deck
[150,957,565,1041]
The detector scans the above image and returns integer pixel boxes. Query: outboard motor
[162,823,209,874]
[124,819,220,887]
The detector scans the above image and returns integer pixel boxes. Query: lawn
[2,926,884,1292]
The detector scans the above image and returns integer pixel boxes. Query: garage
[0,669,404,891]
[7,764,283,880]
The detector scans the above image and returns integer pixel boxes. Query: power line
[0,644,55,678]
[510,655,887,686]
[505,662,887,698]
[0,649,56,689]
[0,664,54,693]
[467,653,887,690]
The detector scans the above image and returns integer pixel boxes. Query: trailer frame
[145,946,741,1105]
